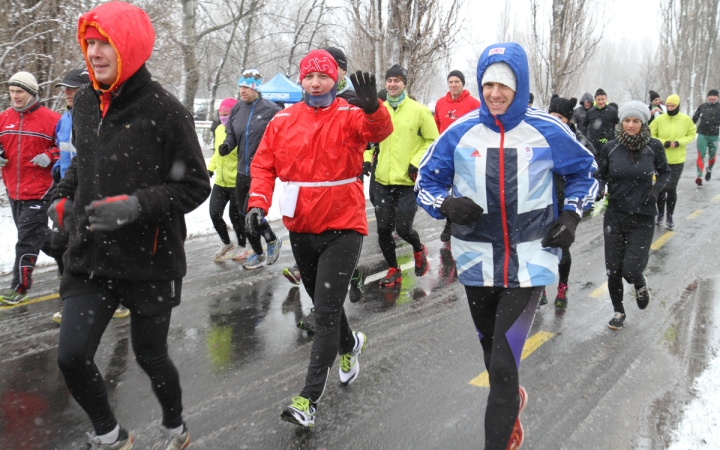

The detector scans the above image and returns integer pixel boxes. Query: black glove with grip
[541,210,581,248]
[362,162,372,177]
[643,185,662,204]
[348,71,379,114]
[85,195,141,232]
[439,196,484,225]
[245,207,266,235]
[408,164,418,182]
[218,143,232,156]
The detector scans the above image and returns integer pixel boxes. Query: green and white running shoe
[339,331,367,386]
[280,396,316,428]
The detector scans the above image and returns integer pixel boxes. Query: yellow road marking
[0,293,60,311]
[687,209,704,220]
[470,331,555,388]
[589,282,608,298]
[651,231,675,250]
[712,194,720,203]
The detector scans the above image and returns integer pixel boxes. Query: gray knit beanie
[619,100,650,123]
[8,71,39,96]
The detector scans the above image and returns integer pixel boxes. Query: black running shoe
[706,170,712,182]
[636,284,650,310]
[608,312,626,330]
[297,309,317,333]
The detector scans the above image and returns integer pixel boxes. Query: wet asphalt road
[1,147,719,449]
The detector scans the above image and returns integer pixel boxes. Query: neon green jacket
[208,125,239,188]
[365,96,438,186]
[649,112,697,165]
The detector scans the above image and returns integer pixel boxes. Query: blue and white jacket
[52,108,75,178]
[416,43,597,288]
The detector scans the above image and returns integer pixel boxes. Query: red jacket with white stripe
[0,103,60,200]
[249,98,393,235]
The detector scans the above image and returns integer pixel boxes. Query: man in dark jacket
[48,2,210,448]
[572,92,593,134]
[648,90,666,124]
[324,47,356,101]
[220,69,282,270]
[692,89,720,181]
[583,88,619,199]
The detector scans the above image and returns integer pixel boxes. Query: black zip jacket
[54,65,211,281]
[583,105,619,150]
[595,138,671,217]
[692,102,720,136]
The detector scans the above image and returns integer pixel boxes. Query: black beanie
[649,90,660,101]
[447,70,465,85]
[385,64,407,84]
[709,89,719,97]
[324,47,347,71]
[595,88,607,97]
[548,94,577,122]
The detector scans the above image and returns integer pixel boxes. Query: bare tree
[528,0,605,108]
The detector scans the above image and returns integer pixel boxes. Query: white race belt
[280,177,357,217]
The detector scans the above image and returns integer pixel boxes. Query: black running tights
[657,163,684,216]
[57,294,183,434]
[464,285,542,450]
[559,246,571,284]
[209,184,246,247]
[603,210,654,314]
[373,185,423,268]
[290,230,361,403]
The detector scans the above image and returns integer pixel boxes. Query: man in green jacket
[365,65,439,287]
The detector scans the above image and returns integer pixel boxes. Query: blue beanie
[238,69,262,91]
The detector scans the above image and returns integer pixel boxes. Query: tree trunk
[182,0,199,112]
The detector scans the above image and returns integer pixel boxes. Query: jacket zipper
[244,101,257,175]
[16,112,24,200]
[495,117,510,287]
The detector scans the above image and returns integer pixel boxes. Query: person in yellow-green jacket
[364,64,439,287]
[649,94,697,229]
[208,98,249,261]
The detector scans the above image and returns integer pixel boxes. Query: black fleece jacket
[583,105,619,150]
[55,65,211,281]
[692,102,720,136]
[595,138,671,217]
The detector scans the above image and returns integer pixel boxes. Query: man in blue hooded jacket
[416,42,597,449]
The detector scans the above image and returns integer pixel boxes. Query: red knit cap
[84,25,108,42]
[299,50,338,83]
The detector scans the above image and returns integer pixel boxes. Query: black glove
[218,143,231,156]
[85,195,141,231]
[664,141,671,148]
[674,141,680,148]
[51,164,61,183]
[408,164,418,182]
[439,196,484,225]
[643,186,661,204]
[348,71,379,114]
[245,207,265,235]
[362,162,372,177]
[208,170,214,178]
[48,198,74,230]
[541,210,581,248]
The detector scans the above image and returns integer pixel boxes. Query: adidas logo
[471,149,481,157]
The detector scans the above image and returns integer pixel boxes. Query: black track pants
[464,285,542,450]
[235,174,276,255]
[8,198,51,292]
[290,230,362,403]
[657,163,684,216]
[373,184,422,268]
[57,293,183,434]
[209,184,246,247]
[558,246,571,284]
[603,210,654,314]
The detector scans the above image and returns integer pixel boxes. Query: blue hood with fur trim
[476,42,529,132]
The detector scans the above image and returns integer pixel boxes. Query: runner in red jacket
[0,71,60,304]
[248,49,393,428]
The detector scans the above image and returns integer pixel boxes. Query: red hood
[77,2,155,93]
[445,89,472,103]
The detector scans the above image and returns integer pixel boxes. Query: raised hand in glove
[218,143,231,156]
[408,164,419,182]
[439,196,484,225]
[31,153,51,168]
[48,198,74,230]
[348,71,379,114]
[363,162,372,177]
[85,195,141,231]
[245,207,265,235]
[642,186,661,204]
[541,210,581,248]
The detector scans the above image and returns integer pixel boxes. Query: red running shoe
[414,244,429,276]
[379,267,403,287]
[696,177,703,186]
[507,386,528,450]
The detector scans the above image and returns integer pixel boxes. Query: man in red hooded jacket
[48,2,210,448]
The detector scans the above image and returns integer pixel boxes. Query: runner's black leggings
[290,230,361,403]
[373,184,423,268]
[57,294,183,434]
[657,163,684,216]
[209,184,246,246]
[603,210,654,314]
[559,246,571,284]
[235,173,277,255]
[464,285,542,450]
